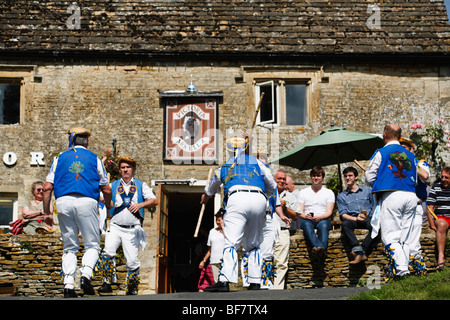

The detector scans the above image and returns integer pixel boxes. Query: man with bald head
[365,124,418,280]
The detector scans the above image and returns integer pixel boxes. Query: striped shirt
[427,182,450,217]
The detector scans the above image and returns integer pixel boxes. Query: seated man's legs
[300,219,323,249]
[342,219,363,254]
[435,217,449,268]
[316,219,331,250]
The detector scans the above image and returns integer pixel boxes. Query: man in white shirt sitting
[298,166,335,261]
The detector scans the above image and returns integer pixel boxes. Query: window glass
[0,197,16,229]
[286,84,306,125]
[0,82,21,125]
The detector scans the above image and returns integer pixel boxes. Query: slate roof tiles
[0,0,449,56]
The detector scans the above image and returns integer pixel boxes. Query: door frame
[153,179,220,293]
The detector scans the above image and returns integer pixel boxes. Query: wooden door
[156,184,170,293]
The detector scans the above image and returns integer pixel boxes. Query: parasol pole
[335,146,343,192]
[337,163,343,192]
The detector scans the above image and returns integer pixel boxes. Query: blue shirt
[337,185,374,217]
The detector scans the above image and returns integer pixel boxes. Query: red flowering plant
[409,119,449,174]
[103,149,121,181]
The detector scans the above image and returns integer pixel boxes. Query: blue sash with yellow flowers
[110,179,145,218]
[112,182,137,215]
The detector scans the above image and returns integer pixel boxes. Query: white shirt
[298,186,335,218]
[207,228,225,264]
[365,140,399,186]
[277,189,301,228]
[111,177,156,226]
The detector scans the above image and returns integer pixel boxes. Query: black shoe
[126,279,138,295]
[248,283,260,290]
[64,288,77,298]
[98,282,112,294]
[80,276,95,295]
[393,273,410,281]
[204,281,230,292]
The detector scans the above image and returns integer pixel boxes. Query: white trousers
[408,202,424,258]
[219,191,267,284]
[260,214,279,260]
[103,223,141,272]
[56,195,100,287]
[371,191,417,275]
[242,213,279,288]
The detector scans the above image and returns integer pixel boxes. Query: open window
[255,80,308,126]
[255,81,277,125]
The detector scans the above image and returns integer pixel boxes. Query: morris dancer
[365,124,418,280]
[399,137,430,276]
[43,127,112,298]
[98,156,157,295]
[241,150,290,290]
[201,133,277,292]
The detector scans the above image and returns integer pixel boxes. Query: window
[255,80,308,126]
[0,79,21,125]
[0,193,18,230]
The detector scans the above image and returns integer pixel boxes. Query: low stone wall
[287,228,448,289]
[0,228,448,297]
[0,233,128,297]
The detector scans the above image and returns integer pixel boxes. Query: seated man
[337,167,377,264]
[298,166,335,260]
[427,166,450,270]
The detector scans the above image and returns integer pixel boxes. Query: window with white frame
[0,193,18,230]
[255,79,308,126]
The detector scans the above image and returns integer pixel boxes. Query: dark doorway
[167,191,214,292]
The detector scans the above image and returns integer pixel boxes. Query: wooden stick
[353,159,367,172]
[106,172,111,232]
[251,92,265,130]
[194,168,214,238]
[427,205,438,221]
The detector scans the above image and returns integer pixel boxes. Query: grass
[349,268,450,300]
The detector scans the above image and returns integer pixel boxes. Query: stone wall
[0,228,448,297]
[287,228,449,289]
[0,233,129,297]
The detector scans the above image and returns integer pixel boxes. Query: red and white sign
[164,97,218,163]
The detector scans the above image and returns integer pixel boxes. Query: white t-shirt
[207,228,225,264]
[298,186,335,218]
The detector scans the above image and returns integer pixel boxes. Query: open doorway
[167,190,215,292]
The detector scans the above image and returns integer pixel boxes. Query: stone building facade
[0,1,449,294]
